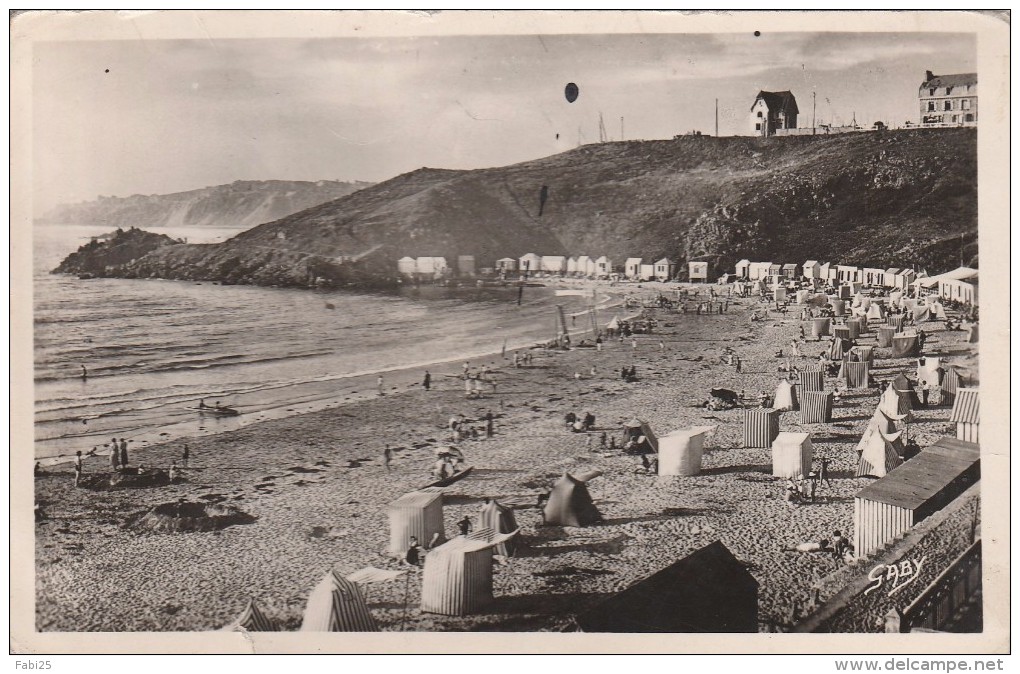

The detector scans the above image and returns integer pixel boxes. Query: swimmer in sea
[81,365,88,380]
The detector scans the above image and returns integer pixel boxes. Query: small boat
[421,465,473,489]
[186,406,240,417]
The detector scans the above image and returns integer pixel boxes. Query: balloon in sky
[564,82,579,103]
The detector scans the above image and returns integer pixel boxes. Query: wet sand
[34,287,976,632]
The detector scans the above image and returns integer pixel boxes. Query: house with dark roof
[919,71,977,127]
[750,90,799,137]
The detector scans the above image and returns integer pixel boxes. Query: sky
[31,31,976,214]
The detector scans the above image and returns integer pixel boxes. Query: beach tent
[839,360,870,389]
[892,333,920,359]
[829,298,847,316]
[855,406,906,456]
[856,428,904,478]
[388,491,445,556]
[902,298,919,312]
[889,290,904,307]
[849,345,875,366]
[224,598,279,632]
[941,367,964,406]
[912,305,931,322]
[849,316,868,336]
[773,379,798,411]
[624,418,659,452]
[771,432,813,479]
[887,315,906,331]
[949,388,980,444]
[930,302,948,321]
[575,541,759,633]
[657,427,714,476]
[806,293,830,307]
[420,531,515,616]
[876,326,897,348]
[811,318,831,339]
[300,569,379,632]
[795,289,811,305]
[799,391,833,424]
[742,409,780,449]
[478,500,519,556]
[606,316,620,331]
[916,357,943,388]
[879,384,910,421]
[832,325,851,343]
[966,323,979,343]
[799,369,824,393]
[543,472,602,527]
[774,287,788,302]
[866,303,886,321]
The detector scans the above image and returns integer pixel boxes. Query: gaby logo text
[863,556,926,597]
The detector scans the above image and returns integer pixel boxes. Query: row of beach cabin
[398,254,688,281]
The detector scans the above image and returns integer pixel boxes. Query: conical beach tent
[878,384,912,420]
[478,500,518,556]
[544,473,602,526]
[856,428,903,478]
[224,598,279,632]
[855,406,905,455]
[300,570,379,632]
[866,303,885,321]
[773,379,798,411]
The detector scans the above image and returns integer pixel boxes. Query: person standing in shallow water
[110,441,120,471]
[73,451,83,487]
[119,438,129,468]
[182,444,189,469]
[422,370,431,391]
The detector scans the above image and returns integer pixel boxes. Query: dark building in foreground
[575,541,759,632]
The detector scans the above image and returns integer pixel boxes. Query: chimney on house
[925,70,934,82]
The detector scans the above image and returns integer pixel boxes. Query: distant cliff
[53,129,977,289]
[38,179,373,230]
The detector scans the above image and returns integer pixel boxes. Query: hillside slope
[57,129,977,288]
[39,179,373,230]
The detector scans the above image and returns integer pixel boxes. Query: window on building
[965,114,974,122]
[755,123,761,131]
[927,101,935,112]
[945,86,953,95]
[944,100,952,111]
[962,99,971,110]
[757,111,763,118]
[951,115,958,123]
[929,88,936,96]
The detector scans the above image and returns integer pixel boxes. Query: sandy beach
[34,286,977,632]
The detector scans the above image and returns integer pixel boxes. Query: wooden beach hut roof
[575,541,758,633]
[855,439,979,511]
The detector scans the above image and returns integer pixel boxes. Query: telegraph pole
[812,92,817,135]
[620,116,624,141]
[715,98,719,137]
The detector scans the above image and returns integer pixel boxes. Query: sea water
[32,224,593,460]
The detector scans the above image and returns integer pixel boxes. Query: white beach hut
[657,427,714,476]
[771,432,813,479]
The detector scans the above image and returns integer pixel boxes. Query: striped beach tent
[887,314,906,331]
[856,428,903,478]
[832,325,851,342]
[773,379,798,411]
[876,326,897,348]
[879,384,911,421]
[771,432,813,479]
[892,333,919,358]
[855,406,906,456]
[224,598,278,632]
[742,408,780,448]
[300,570,379,632]
[658,426,715,476]
[950,388,979,444]
[388,491,445,556]
[799,391,833,424]
[827,337,847,361]
[850,345,875,366]
[811,317,831,338]
[420,537,495,616]
[799,369,824,393]
[839,360,870,389]
[478,500,518,556]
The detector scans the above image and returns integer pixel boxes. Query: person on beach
[119,438,128,468]
[512,352,520,368]
[169,461,179,483]
[377,375,384,396]
[405,537,422,566]
[110,443,120,471]
[485,411,494,438]
[383,445,392,471]
[81,364,88,380]
[198,398,207,409]
[807,469,819,502]
[463,361,470,375]
[182,444,189,468]
[590,364,597,377]
[818,457,831,487]
[600,432,607,448]
[595,335,603,352]
[423,370,431,391]
[73,451,83,487]
[457,515,473,537]
[736,357,743,373]
[831,530,849,559]
[631,338,638,350]
[791,539,830,553]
